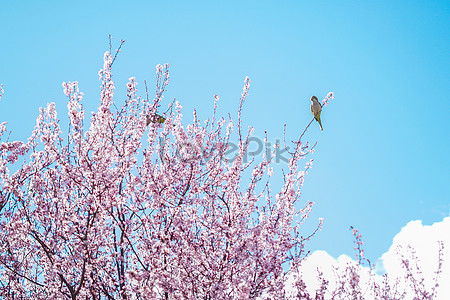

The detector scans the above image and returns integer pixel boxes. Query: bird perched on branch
[146,113,166,126]
[310,95,323,131]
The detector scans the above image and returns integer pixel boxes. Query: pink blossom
[0,84,4,102]
[322,92,334,107]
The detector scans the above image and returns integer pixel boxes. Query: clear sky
[1,0,449,264]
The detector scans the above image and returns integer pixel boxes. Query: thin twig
[111,39,125,67]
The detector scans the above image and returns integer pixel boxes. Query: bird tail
[318,117,323,131]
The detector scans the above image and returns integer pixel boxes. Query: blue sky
[1,1,449,263]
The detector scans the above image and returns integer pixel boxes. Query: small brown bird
[146,114,166,126]
[310,96,323,131]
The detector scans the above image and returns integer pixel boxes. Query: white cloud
[285,215,450,299]
[379,216,450,298]
[285,251,375,299]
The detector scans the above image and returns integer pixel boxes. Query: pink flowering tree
[1,41,444,300]
[0,42,332,299]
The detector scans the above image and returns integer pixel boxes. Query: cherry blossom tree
[0,42,331,299]
[1,40,445,299]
